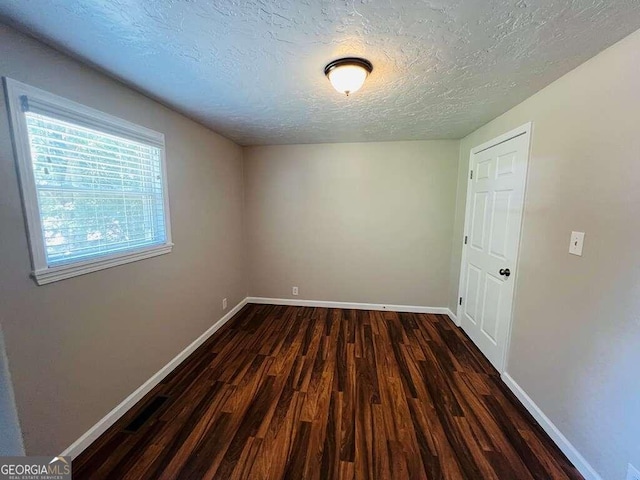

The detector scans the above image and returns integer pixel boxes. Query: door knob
[499,268,511,277]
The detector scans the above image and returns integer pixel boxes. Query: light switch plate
[569,231,585,256]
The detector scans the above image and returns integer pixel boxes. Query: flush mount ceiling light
[324,57,373,96]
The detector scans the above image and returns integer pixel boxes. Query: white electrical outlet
[222,298,227,310]
[627,463,640,480]
[292,286,298,296]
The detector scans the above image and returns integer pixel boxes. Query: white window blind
[25,112,166,266]
[4,78,172,284]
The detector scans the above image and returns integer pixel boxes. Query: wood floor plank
[73,304,584,480]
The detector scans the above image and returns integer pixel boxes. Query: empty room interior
[0,1,639,479]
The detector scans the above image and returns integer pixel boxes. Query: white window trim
[3,77,173,285]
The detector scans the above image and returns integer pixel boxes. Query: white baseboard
[447,309,458,325]
[247,297,451,315]
[60,298,248,459]
[501,372,601,480]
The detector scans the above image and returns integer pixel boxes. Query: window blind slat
[26,121,159,157]
[31,154,160,177]
[40,218,166,234]
[30,142,159,173]
[43,219,167,236]
[45,233,165,248]
[47,240,165,264]
[36,185,162,196]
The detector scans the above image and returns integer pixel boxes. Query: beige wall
[449,29,640,480]
[0,327,24,455]
[0,25,246,454]
[244,141,459,307]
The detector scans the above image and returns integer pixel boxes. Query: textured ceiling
[2,1,640,145]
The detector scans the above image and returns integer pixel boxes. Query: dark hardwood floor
[73,304,583,479]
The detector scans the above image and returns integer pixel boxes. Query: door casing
[455,122,533,374]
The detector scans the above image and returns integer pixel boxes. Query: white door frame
[455,122,533,374]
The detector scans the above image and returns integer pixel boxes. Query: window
[4,78,172,285]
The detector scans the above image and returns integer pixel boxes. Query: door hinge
[470,170,473,180]
[459,297,463,305]
[464,235,468,245]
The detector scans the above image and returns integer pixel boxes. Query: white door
[458,125,531,372]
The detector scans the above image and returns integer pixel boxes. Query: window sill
[32,243,173,285]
